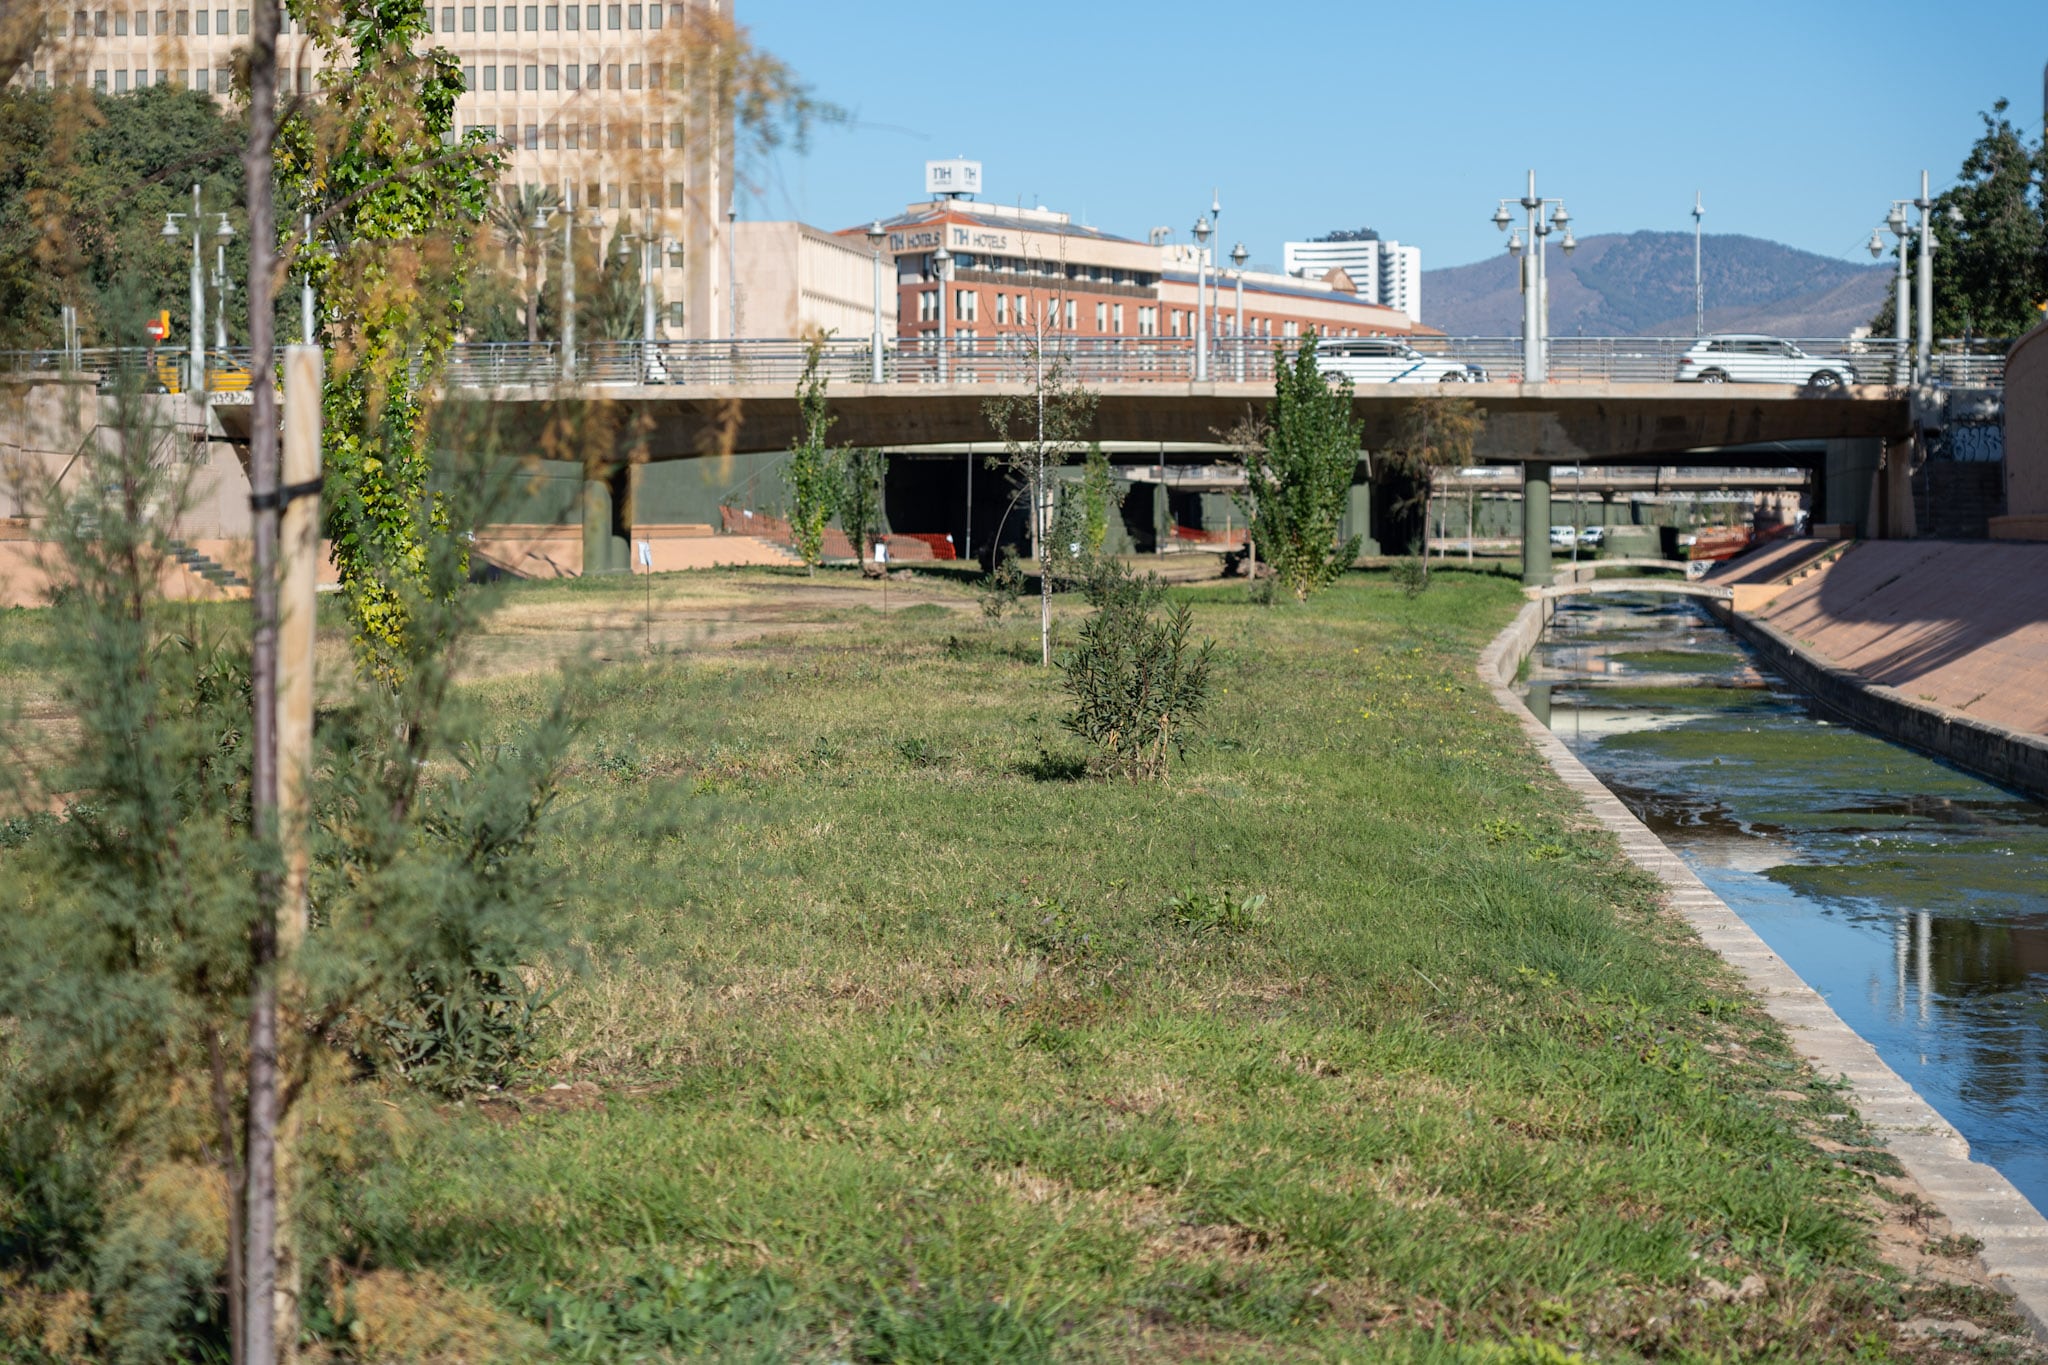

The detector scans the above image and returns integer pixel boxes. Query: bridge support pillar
[1521,466,1552,587]
[1876,436,1917,539]
[582,476,615,576]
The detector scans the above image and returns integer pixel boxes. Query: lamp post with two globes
[1491,171,1575,383]
[160,183,233,396]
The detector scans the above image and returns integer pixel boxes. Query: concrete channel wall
[1708,604,2048,804]
[1482,599,2048,1339]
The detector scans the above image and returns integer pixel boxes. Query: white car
[1676,335,1856,389]
[1549,525,1578,549]
[1320,338,1487,385]
[1578,525,1607,549]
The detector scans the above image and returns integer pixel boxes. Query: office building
[21,0,732,338]
[1283,237,1424,324]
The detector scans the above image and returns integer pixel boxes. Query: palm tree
[488,184,563,346]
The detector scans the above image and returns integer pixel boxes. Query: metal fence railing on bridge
[2,335,2010,394]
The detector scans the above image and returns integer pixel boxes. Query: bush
[977,551,1025,621]
[1391,554,1428,597]
[1057,562,1214,780]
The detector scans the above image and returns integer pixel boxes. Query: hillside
[1423,231,1889,338]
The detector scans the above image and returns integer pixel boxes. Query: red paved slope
[1746,540,2048,737]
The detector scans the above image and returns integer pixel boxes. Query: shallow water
[1528,595,2048,1212]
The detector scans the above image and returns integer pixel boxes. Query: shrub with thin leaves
[1057,561,1214,780]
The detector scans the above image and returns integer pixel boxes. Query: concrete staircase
[168,539,248,589]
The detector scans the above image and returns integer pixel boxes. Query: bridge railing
[1,336,2007,391]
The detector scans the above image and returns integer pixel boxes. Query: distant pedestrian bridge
[1535,577,1732,602]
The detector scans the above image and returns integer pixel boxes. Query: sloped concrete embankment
[1480,601,2048,1338]
[1703,539,2048,803]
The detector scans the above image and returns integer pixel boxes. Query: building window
[114,69,127,91]
[627,62,641,90]
[1138,306,1157,336]
[670,123,684,149]
[235,7,246,31]
[956,291,976,323]
[114,9,127,32]
[481,4,493,27]
[649,61,662,89]
[193,67,207,91]
[917,291,937,324]
[481,64,495,89]
[627,2,640,25]
[627,184,641,209]
[216,8,226,32]
[667,300,683,328]
[586,2,598,27]
[1094,302,1106,332]
[93,9,107,34]
[563,63,578,89]
[1283,320,1299,339]
[995,293,1009,325]
[606,63,620,89]
[525,4,537,28]
[626,122,641,148]
[669,180,685,209]
[500,2,514,28]
[606,184,620,208]
[563,123,578,148]
[524,63,537,89]
[1064,299,1077,330]
[1113,303,1125,334]
[648,0,660,25]
[193,6,206,31]
[543,2,557,25]
[524,123,538,148]
[157,8,168,31]
[586,63,599,88]
[175,8,186,31]
[543,123,559,148]
[544,63,558,89]
[606,2,619,26]
[461,4,473,27]
[564,0,576,26]
[462,63,476,88]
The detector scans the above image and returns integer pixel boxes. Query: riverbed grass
[288,564,1986,1362]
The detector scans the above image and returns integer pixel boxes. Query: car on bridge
[1319,338,1487,385]
[1675,335,1857,389]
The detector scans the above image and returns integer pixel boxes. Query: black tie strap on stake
[248,477,324,512]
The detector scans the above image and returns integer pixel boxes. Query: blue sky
[743,1,2048,272]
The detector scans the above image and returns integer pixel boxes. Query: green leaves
[1237,334,1363,603]
[785,337,840,571]
[1057,562,1215,780]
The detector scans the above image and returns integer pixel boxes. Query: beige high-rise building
[18,0,733,339]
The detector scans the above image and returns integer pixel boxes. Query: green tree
[279,0,499,682]
[785,336,838,572]
[0,85,248,352]
[1386,393,1485,587]
[1870,99,2047,340]
[487,183,562,346]
[984,347,1100,665]
[1078,441,1123,557]
[1236,333,1363,602]
[837,445,887,574]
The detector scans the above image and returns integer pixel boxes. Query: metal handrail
[1,335,2010,391]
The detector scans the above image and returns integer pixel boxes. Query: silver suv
[1676,335,1856,389]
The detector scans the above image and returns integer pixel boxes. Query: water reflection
[1529,595,2048,1212]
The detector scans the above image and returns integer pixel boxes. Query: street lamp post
[159,183,209,396]
[1230,241,1248,381]
[865,219,887,383]
[1870,200,1912,378]
[211,215,235,351]
[726,202,738,344]
[299,212,315,345]
[1207,190,1221,361]
[1914,170,1933,379]
[1191,212,1211,382]
[1691,192,1705,336]
[933,242,952,383]
[1493,171,1575,382]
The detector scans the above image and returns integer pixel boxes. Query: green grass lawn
[5,564,2006,1361]
[296,564,2015,1363]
